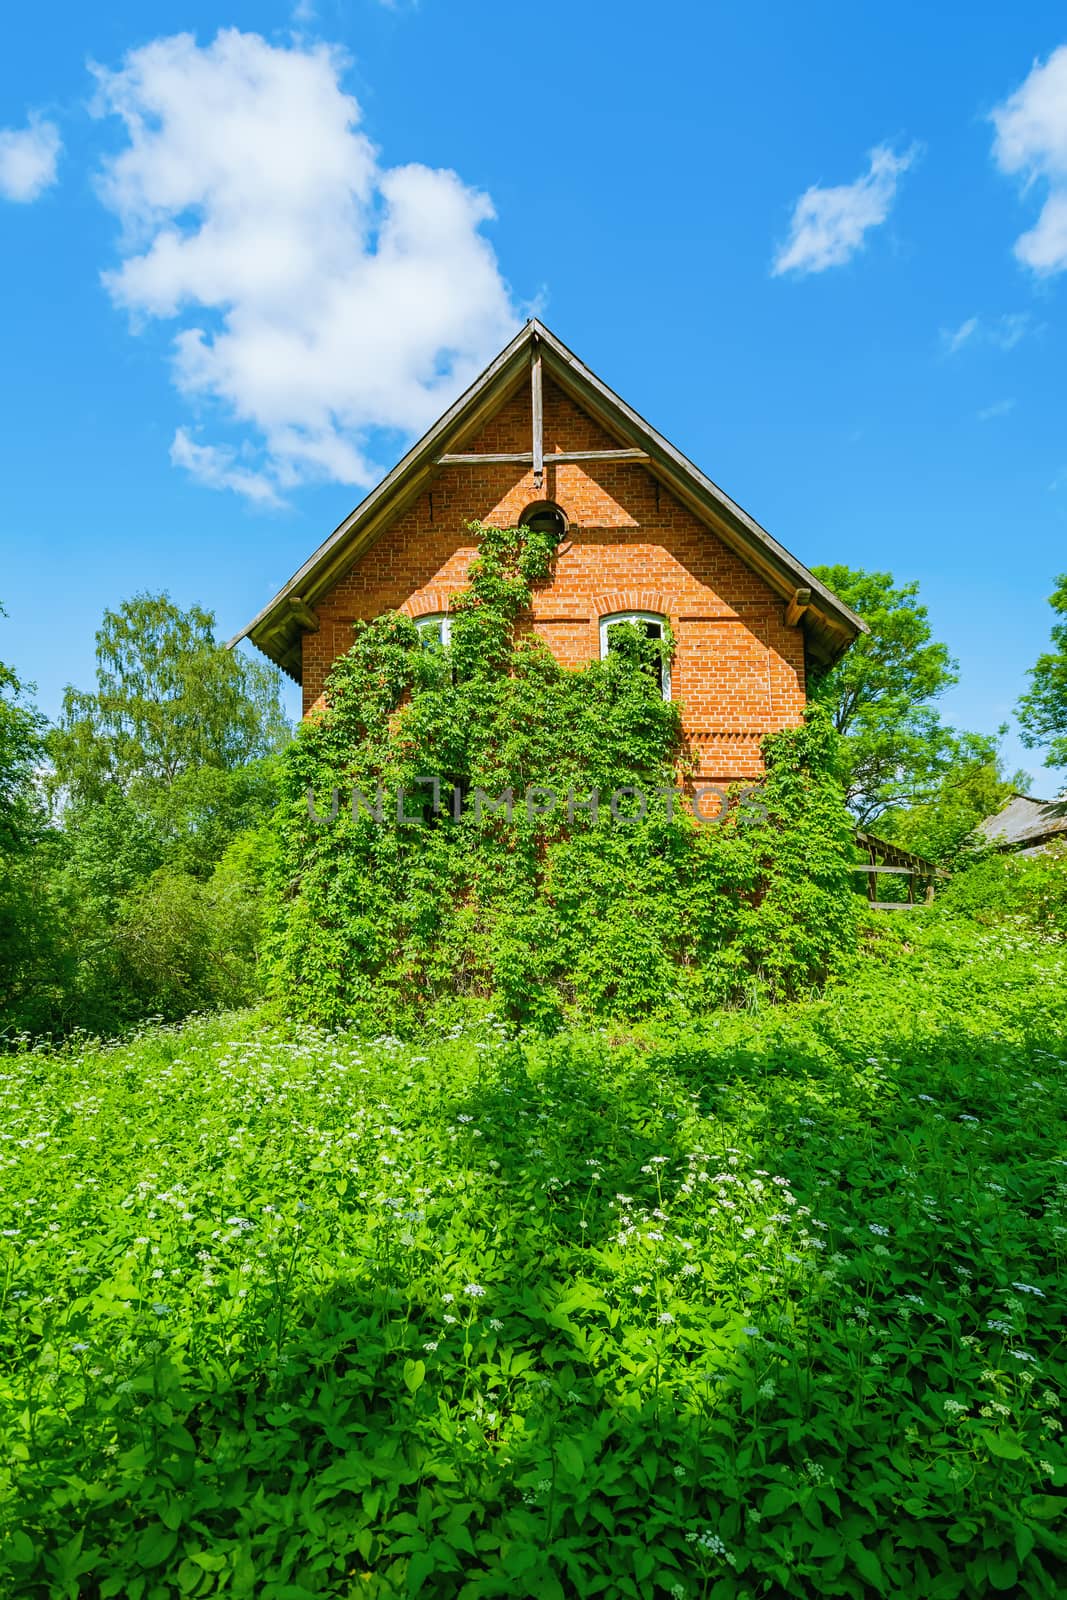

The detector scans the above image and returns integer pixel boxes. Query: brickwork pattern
[302,378,806,781]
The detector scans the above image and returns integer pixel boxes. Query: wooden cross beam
[435,448,650,466]
[532,347,544,491]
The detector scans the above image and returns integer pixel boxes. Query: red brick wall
[303,378,807,782]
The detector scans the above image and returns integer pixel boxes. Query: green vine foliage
[269,522,858,1028]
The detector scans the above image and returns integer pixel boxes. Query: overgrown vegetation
[2,540,1066,1597]
[936,839,1067,935]
[809,565,1026,860]
[3,544,1062,1039]
[1,903,1064,1599]
[0,595,287,1040]
[271,522,858,1028]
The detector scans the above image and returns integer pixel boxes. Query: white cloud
[92,29,520,501]
[977,398,1016,421]
[941,310,1034,355]
[170,428,283,505]
[991,45,1067,274]
[772,143,919,276]
[0,114,62,202]
[990,311,1032,349]
[941,315,978,354]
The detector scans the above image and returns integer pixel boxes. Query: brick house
[232,321,864,785]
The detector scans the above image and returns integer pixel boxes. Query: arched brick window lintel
[402,589,463,620]
[592,591,677,622]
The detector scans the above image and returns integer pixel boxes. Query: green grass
[1,914,1065,1598]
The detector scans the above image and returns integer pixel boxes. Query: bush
[0,756,284,1043]
[938,843,1067,937]
[111,855,264,1022]
[268,522,858,1028]
[0,846,73,1042]
[4,818,277,1040]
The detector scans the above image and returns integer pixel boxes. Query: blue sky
[2,0,1066,790]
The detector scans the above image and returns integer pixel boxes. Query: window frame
[415,613,451,649]
[598,611,672,701]
[517,501,569,541]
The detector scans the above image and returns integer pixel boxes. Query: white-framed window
[415,613,451,650]
[599,612,672,701]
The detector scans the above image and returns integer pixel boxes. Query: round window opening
[518,501,568,540]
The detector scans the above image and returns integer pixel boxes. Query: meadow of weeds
[0,912,1065,1598]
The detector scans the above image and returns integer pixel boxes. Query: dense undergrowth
[1,909,1065,1598]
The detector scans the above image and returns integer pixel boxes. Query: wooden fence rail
[851,831,942,909]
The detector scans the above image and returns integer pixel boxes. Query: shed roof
[977,792,1067,852]
[230,319,867,682]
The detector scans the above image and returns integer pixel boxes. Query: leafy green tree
[878,732,1027,866]
[8,594,290,1038]
[112,837,272,1022]
[0,605,61,1035]
[54,788,165,919]
[143,762,282,880]
[50,593,290,807]
[0,602,46,855]
[810,565,969,824]
[1017,572,1067,778]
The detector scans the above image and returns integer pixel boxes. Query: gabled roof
[230,319,867,681]
[977,792,1067,852]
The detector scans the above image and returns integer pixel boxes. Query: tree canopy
[0,602,46,856]
[810,564,998,826]
[1017,572,1067,779]
[0,594,289,1038]
[876,731,1026,865]
[49,593,290,807]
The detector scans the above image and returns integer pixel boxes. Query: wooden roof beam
[786,587,812,627]
[434,447,650,466]
[532,346,544,490]
[437,451,534,465]
[544,448,650,464]
[286,595,320,633]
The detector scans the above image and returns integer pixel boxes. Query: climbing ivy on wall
[268,521,858,1028]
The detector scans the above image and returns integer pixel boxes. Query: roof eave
[230,317,868,679]
[532,323,867,654]
[227,323,536,659]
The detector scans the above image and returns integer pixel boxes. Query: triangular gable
[230,319,866,680]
